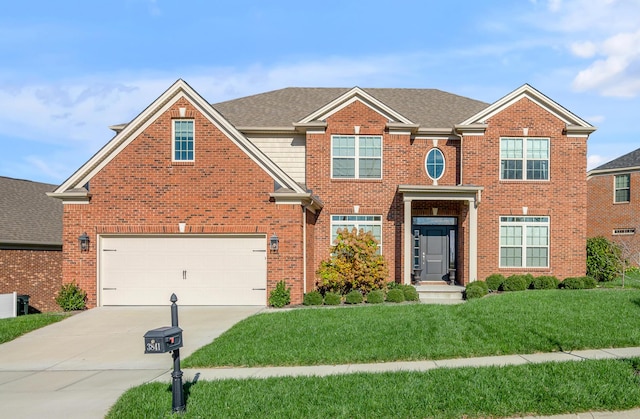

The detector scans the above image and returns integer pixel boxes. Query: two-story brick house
[587,148,640,265]
[49,80,595,307]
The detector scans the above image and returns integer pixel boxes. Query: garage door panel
[100,235,267,306]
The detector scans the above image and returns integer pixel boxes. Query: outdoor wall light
[270,233,279,252]
[78,232,90,252]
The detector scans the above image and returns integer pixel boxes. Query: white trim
[613,173,631,203]
[331,135,383,180]
[461,84,594,130]
[500,137,550,181]
[299,87,414,125]
[330,214,383,253]
[172,119,195,162]
[499,216,550,268]
[53,79,306,197]
[425,148,445,182]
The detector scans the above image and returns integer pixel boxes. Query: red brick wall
[464,97,588,280]
[62,97,305,307]
[306,97,588,287]
[588,171,640,264]
[0,249,62,312]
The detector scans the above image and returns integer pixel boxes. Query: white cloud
[587,154,607,170]
[570,41,597,58]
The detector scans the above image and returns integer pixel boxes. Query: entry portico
[399,185,483,286]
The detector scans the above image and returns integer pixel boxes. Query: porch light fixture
[78,232,90,252]
[270,233,279,252]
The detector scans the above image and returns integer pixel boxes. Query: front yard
[0,312,69,344]
[108,288,640,418]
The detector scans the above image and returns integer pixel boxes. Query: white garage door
[99,235,267,306]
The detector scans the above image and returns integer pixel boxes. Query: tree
[316,228,389,295]
[586,236,622,282]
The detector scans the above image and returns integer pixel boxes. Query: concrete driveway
[0,305,263,418]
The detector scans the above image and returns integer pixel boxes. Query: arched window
[425,148,445,180]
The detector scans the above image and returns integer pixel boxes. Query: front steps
[415,282,465,303]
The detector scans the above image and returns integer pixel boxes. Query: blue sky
[1,0,639,184]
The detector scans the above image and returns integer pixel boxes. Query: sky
[1,0,639,185]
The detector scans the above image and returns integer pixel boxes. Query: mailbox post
[143,293,185,413]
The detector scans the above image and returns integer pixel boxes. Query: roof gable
[460,84,595,132]
[298,87,414,124]
[52,79,306,197]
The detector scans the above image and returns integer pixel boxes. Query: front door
[413,217,457,283]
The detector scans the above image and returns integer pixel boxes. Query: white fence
[0,292,17,319]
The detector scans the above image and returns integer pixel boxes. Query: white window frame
[425,148,445,181]
[331,135,382,179]
[172,119,195,162]
[614,174,630,203]
[500,137,549,181]
[331,215,383,253]
[613,228,635,235]
[499,216,550,268]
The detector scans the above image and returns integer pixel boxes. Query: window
[500,138,549,180]
[613,228,635,235]
[614,174,630,203]
[331,215,382,252]
[425,148,445,180]
[173,120,194,161]
[500,216,549,268]
[331,135,382,179]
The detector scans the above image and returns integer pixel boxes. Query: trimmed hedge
[485,274,505,291]
[465,281,488,300]
[402,285,420,302]
[386,288,405,303]
[344,290,364,304]
[530,275,560,290]
[366,290,384,304]
[323,292,342,305]
[303,291,323,306]
[501,275,528,292]
[561,276,597,290]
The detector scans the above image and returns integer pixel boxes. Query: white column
[468,197,478,283]
[403,197,413,285]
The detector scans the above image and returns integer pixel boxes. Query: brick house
[587,148,640,265]
[0,176,63,312]
[49,80,595,307]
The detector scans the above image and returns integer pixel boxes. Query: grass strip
[184,289,640,367]
[108,358,640,418]
[0,313,69,344]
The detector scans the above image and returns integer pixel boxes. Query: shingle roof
[592,147,640,171]
[0,176,62,247]
[212,87,489,128]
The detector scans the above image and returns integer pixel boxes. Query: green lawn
[108,358,640,418]
[184,289,640,367]
[0,312,69,344]
[599,269,640,289]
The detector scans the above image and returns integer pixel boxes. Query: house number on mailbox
[146,339,161,352]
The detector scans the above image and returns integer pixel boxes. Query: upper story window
[331,135,382,179]
[173,120,194,161]
[500,138,549,180]
[331,214,382,253]
[500,216,549,268]
[614,174,630,203]
[425,148,445,181]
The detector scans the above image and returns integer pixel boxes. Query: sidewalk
[155,346,640,419]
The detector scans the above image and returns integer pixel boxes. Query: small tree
[316,228,388,295]
[586,236,622,282]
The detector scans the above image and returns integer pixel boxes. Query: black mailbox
[144,326,183,354]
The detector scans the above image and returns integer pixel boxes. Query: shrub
[561,277,585,289]
[465,281,488,299]
[345,290,364,304]
[485,274,505,291]
[386,281,402,290]
[316,228,389,295]
[323,292,342,305]
[402,285,420,302]
[55,282,87,311]
[530,275,560,290]
[268,280,291,308]
[562,276,597,290]
[582,276,597,289]
[386,288,405,303]
[303,291,323,306]
[523,273,535,288]
[587,236,622,282]
[366,290,384,304]
[501,275,528,292]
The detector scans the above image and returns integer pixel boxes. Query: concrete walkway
[2,306,640,418]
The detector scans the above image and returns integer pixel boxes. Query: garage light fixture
[270,233,279,253]
[78,232,90,252]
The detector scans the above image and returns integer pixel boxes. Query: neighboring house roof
[589,147,640,175]
[0,176,62,248]
[213,87,490,129]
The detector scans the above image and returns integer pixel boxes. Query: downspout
[453,127,463,185]
[302,204,309,294]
